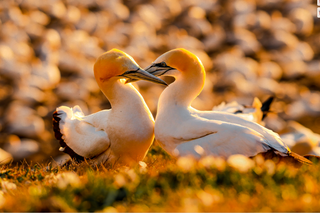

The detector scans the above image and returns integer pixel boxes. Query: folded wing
[172,119,270,158]
[193,110,289,155]
[53,106,110,158]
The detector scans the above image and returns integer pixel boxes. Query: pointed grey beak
[120,67,167,86]
[145,63,175,77]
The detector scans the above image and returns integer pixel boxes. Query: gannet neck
[100,78,147,111]
[158,60,205,110]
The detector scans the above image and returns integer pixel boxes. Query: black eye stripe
[154,62,167,67]
[122,68,140,75]
[158,68,174,76]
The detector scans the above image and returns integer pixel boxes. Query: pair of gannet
[53,48,311,166]
[53,49,166,166]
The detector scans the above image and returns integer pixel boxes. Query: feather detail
[289,152,313,166]
[52,110,84,161]
[254,148,312,167]
[53,106,110,158]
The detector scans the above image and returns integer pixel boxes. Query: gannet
[53,49,167,166]
[213,97,274,124]
[145,48,311,165]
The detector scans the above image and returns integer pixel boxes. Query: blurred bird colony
[0,0,320,164]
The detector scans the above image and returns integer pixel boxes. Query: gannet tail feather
[256,149,312,166]
[289,152,313,166]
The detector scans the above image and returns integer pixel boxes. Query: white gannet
[213,96,274,124]
[53,49,167,166]
[145,48,311,165]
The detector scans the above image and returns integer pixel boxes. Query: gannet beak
[145,62,175,77]
[120,68,167,86]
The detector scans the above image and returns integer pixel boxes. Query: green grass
[1,146,320,212]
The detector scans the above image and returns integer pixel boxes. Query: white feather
[150,49,290,159]
[54,49,158,165]
[56,106,110,158]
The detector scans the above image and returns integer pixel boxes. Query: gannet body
[53,49,167,166]
[146,48,311,165]
[213,97,274,124]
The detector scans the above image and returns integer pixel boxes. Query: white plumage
[146,48,311,165]
[53,49,167,166]
[56,106,110,158]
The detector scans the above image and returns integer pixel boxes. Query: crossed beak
[120,67,167,86]
[145,63,175,77]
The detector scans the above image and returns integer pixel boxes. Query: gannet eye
[160,62,167,67]
[155,62,167,67]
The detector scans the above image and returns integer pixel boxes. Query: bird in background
[212,96,274,124]
[53,49,167,166]
[145,48,311,166]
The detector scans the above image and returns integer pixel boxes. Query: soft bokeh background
[0,0,320,164]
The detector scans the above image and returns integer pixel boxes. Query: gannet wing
[192,109,289,154]
[168,118,270,158]
[53,106,110,158]
[161,112,290,159]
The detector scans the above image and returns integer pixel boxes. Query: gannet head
[94,49,167,85]
[145,48,205,78]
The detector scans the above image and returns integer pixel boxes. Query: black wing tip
[53,111,61,121]
[52,110,85,162]
[261,96,274,119]
[261,96,274,112]
[52,110,62,141]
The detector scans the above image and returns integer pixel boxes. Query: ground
[1,145,320,212]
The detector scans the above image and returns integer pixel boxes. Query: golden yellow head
[159,48,203,72]
[94,49,138,82]
[93,49,167,85]
[145,48,205,78]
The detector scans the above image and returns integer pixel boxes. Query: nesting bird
[213,96,274,124]
[53,49,167,166]
[145,48,311,165]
